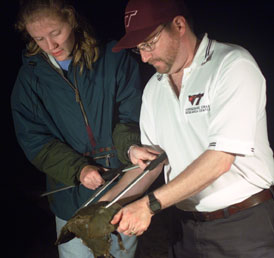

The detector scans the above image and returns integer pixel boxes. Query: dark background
[3,1,274,257]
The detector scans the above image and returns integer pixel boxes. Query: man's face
[26,15,75,61]
[138,25,180,74]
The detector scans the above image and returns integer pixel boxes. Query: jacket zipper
[40,54,96,147]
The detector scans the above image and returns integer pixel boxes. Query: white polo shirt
[140,34,274,212]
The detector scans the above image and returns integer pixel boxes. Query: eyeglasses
[132,24,166,54]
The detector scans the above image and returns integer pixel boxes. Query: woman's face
[26,14,75,61]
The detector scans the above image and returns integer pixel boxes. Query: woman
[11,0,142,257]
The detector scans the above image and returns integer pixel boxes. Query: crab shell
[56,202,124,257]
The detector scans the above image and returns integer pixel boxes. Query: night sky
[3,1,274,257]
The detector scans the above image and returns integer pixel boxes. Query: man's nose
[140,50,152,63]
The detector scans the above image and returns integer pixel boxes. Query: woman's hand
[79,165,105,190]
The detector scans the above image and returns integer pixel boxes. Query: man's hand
[129,145,160,169]
[79,165,105,190]
[110,196,153,236]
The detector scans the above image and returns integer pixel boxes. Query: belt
[183,186,274,221]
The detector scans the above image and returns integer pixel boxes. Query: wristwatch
[148,192,161,214]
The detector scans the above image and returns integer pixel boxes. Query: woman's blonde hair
[16,0,99,73]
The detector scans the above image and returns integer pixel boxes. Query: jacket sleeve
[11,66,89,186]
[112,48,143,164]
[32,139,89,185]
[113,123,141,164]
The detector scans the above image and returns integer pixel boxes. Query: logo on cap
[125,10,138,27]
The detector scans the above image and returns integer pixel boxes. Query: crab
[55,201,124,257]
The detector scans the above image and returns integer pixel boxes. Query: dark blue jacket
[11,41,142,220]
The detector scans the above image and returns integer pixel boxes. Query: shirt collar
[192,33,214,67]
[156,33,214,81]
[46,53,61,69]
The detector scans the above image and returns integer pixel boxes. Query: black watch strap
[148,192,161,214]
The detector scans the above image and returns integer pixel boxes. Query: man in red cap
[101,0,274,257]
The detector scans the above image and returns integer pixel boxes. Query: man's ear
[172,16,186,33]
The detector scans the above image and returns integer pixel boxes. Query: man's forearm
[99,165,163,204]
[153,150,235,210]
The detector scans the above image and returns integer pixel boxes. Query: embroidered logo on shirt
[185,93,210,114]
[188,93,204,105]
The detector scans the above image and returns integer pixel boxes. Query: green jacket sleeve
[32,139,89,186]
[113,123,141,164]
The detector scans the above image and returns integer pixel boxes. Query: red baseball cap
[112,0,186,52]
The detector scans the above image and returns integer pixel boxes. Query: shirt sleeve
[208,57,266,156]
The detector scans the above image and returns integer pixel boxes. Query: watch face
[150,200,161,213]
[148,192,161,214]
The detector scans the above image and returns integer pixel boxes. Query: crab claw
[55,227,75,245]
